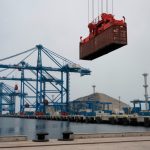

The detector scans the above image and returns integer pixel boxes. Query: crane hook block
[80,13,127,60]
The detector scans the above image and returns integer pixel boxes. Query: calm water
[0,117,150,139]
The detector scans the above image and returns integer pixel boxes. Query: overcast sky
[0,0,150,106]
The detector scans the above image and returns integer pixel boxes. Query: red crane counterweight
[80,13,127,60]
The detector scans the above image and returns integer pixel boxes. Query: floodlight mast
[143,73,149,111]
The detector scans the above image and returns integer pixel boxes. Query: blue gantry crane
[0,82,25,114]
[0,45,91,115]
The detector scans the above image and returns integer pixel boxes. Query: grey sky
[0,0,150,106]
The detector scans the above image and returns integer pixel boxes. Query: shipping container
[80,13,127,60]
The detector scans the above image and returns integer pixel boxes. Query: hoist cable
[106,0,108,13]
[98,0,100,17]
[101,0,103,14]
[112,0,114,14]
[92,0,94,21]
[88,0,90,23]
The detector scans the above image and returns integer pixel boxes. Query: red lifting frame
[80,13,127,60]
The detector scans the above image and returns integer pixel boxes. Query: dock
[1,114,150,127]
[0,135,150,150]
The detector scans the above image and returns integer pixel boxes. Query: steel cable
[0,47,35,62]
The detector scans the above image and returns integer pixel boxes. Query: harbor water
[0,117,150,140]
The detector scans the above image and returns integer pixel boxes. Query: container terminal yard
[0,0,150,149]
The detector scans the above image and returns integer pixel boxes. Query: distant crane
[0,82,25,114]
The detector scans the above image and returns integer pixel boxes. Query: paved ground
[0,136,150,150]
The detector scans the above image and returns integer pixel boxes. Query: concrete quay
[0,135,27,142]
[0,136,150,150]
[74,132,150,139]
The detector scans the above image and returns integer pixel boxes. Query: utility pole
[92,85,96,94]
[143,73,149,110]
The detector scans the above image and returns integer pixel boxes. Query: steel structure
[70,99,112,116]
[131,99,150,116]
[0,82,24,114]
[0,45,91,114]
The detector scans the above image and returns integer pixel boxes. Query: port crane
[0,82,26,114]
[0,45,91,114]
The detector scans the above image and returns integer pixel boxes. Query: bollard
[58,131,74,141]
[33,132,49,142]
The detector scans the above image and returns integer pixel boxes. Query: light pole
[118,96,121,112]
[143,73,149,110]
[92,85,96,94]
